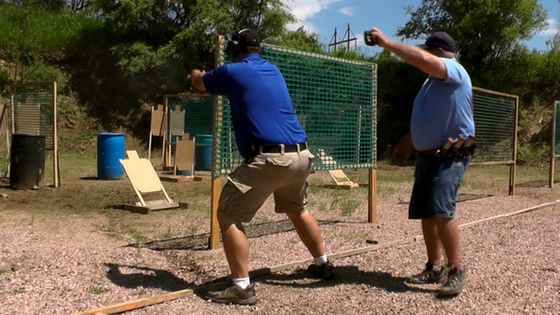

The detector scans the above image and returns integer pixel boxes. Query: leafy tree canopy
[397,0,548,81]
[267,27,323,53]
[0,4,100,58]
[89,0,295,76]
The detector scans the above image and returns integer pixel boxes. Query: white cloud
[339,7,354,16]
[283,0,342,20]
[283,0,342,32]
[287,21,319,33]
[541,18,559,35]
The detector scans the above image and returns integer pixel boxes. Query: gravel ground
[0,179,559,314]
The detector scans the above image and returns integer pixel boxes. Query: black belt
[418,148,440,157]
[256,142,307,153]
[417,144,476,158]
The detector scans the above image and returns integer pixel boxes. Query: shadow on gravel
[134,219,356,251]
[397,193,493,205]
[260,265,435,294]
[105,263,193,291]
[516,179,551,188]
[103,263,440,300]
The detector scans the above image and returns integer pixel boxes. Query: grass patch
[339,198,358,216]
[328,227,369,244]
[2,152,551,248]
[87,286,109,295]
[11,287,25,294]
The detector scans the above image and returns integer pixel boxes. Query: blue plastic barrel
[97,133,125,180]
[176,169,192,176]
[194,134,213,171]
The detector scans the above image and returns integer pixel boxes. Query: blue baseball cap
[418,32,457,53]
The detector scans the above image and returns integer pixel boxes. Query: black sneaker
[439,266,466,296]
[205,283,257,305]
[307,260,336,280]
[407,262,446,284]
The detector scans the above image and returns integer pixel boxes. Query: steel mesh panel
[12,84,54,150]
[554,101,560,156]
[166,95,213,139]
[472,89,516,162]
[213,41,377,176]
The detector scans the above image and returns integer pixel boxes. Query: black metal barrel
[9,134,46,190]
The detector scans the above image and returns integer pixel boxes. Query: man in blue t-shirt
[367,29,474,297]
[190,29,334,305]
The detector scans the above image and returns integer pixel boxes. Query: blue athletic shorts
[408,154,469,219]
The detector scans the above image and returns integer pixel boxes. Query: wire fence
[212,41,378,176]
[471,87,517,164]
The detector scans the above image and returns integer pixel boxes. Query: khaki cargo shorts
[218,149,315,223]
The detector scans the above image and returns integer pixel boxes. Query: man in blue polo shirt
[190,29,334,305]
[367,28,474,297]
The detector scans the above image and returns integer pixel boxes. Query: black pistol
[364,31,377,46]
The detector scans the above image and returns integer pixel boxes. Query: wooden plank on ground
[75,289,193,315]
[159,175,202,182]
[123,200,187,214]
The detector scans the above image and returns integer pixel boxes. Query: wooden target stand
[148,104,201,182]
[159,136,202,183]
[147,105,166,163]
[120,150,187,214]
[316,149,359,189]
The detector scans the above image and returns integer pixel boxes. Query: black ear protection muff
[226,28,252,59]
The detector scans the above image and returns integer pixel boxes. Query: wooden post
[209,176,223,249]
[368,168,377,224]
[368,62,378,224]
[52,81,60,187]
[10,94,15,134]
[163,96,169,168]
[509,96,519,195]
[209,35,226,250]
[550,101,558,188]
[148,106,154,161]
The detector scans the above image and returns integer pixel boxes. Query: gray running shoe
[407,262,446,284]
[439,266,466,296]
[205,283,257,305]
[307,260,336,280]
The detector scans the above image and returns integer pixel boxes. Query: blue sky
[282,0,559,54]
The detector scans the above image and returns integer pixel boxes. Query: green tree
[90,0,294,78]
[0,4,100,87]
[397,0,548,84]
[267,27,323,52]
[548,33,560,51]
[62,0,296,130]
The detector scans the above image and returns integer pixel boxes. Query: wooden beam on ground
[458,199,560,229]
[75,289,193,315]
[159,175,202,183]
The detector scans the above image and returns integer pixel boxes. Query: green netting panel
[472,89,516,162]
[12,83,54,150]
[554,101,560,156]
[166,95,213,140]
[213,41,377,176]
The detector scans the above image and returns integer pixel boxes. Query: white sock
[232,277,251,289]
[313,254,328,266]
